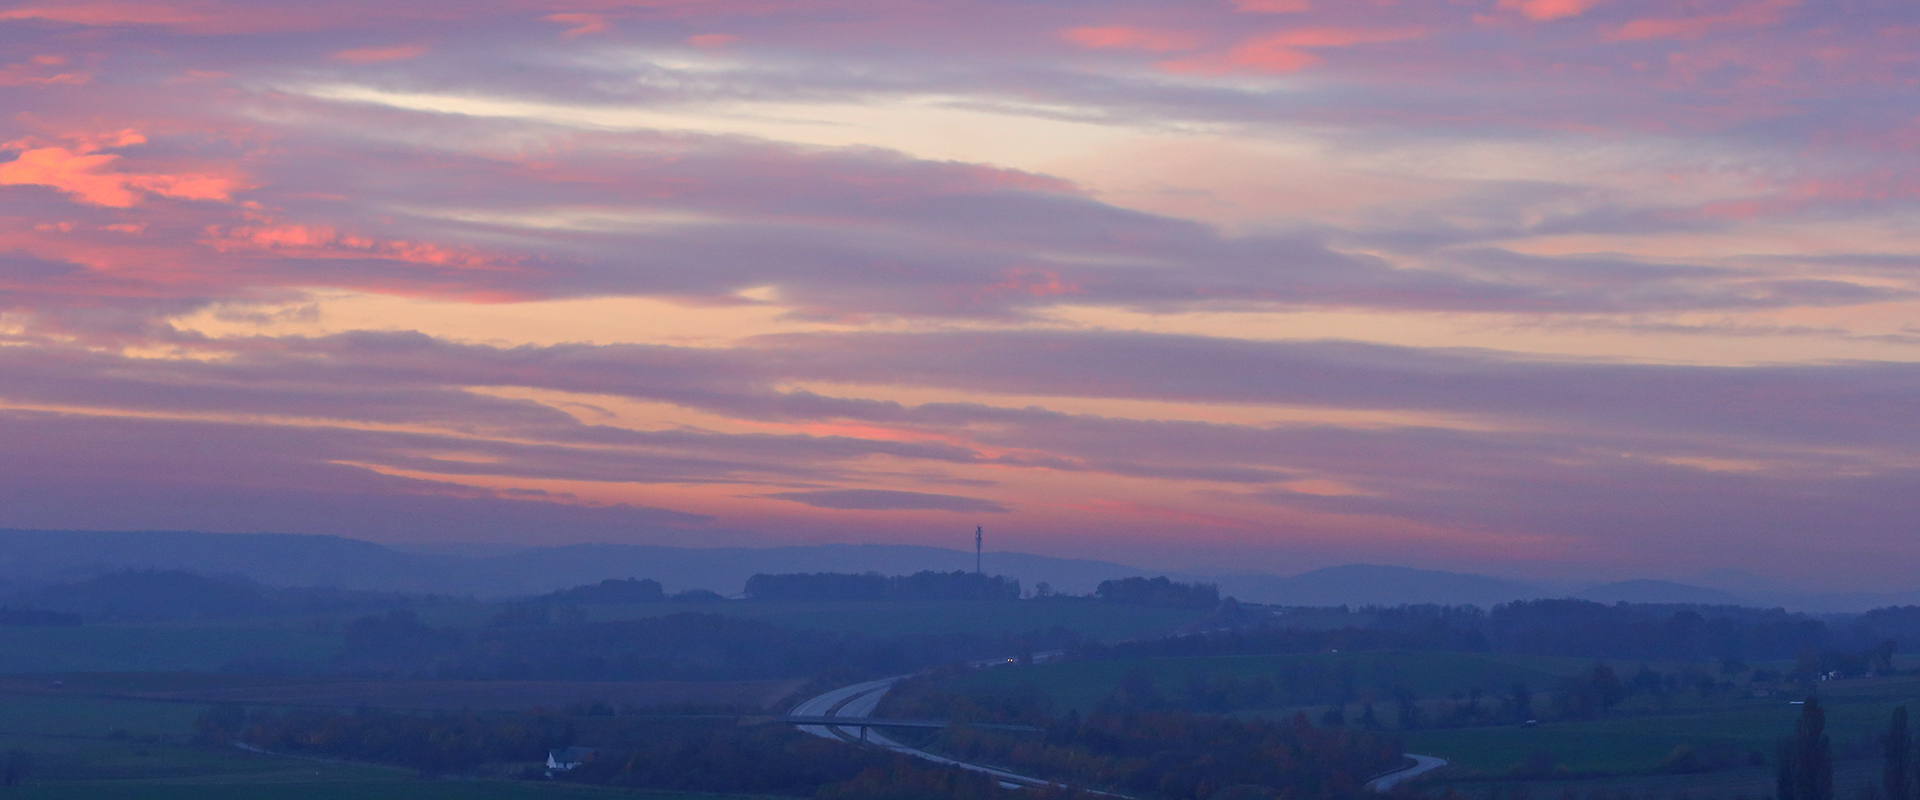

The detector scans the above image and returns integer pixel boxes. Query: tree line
[1086,599,1910,663]
[879,673,1399,799]
[744,571,1022,602]
[320,609,1081,682]
[1094,577,1221,609]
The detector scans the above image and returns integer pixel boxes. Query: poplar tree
[1779,697,1832,800]
[1888,706,1913,800]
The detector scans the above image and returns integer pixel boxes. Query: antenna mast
[975,525,982,575]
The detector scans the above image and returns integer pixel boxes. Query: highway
[791,661,1444,795]
[787,674,1070,790]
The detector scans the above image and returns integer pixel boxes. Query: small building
[546,747,598,775]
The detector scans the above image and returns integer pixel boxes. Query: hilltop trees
[1094,576,1219,609]
[333,609,1079,681]
[539,578,665,604]
[744,571,1020,601]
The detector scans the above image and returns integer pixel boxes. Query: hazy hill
[0,529,1165,598]
[1574,579,1748,606]
[0,529,450,589]
[1,528,1913,611]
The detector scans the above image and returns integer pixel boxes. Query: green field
[931,649,1920,786]
[943,650,1610,714]
[3,780,778,800]
[0,620,340,673]
[1409,673,1920,777]
[0,685,784,799]
[3,772,781,800]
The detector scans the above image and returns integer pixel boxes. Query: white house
[546,746,598,774]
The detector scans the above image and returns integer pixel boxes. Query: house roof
[550,747,598,762]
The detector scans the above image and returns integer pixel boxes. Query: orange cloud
[1609,0,1796,41]
[1234,0,1310,11]
[686,33,738,48]
[1062,26,1200,52]
[0,131,238,207]
[1497,0,1608,22]
[332,44,430,64]
[544,12,607,37]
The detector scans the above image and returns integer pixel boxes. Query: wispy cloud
[1,0,1918,587]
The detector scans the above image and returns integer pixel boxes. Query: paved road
[790,658,1428,796]
[788,675,1071,791]
[1365,753,1449,792]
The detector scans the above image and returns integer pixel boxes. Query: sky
[2,0,1918,590]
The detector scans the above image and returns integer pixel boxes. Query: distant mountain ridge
[0,529,1165,597]
[1574,579,1747,606]
[0,528,1912,612]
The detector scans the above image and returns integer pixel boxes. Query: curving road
[1365,753,1449,792]
[788,674,1069,791]
[791,669,1441,795]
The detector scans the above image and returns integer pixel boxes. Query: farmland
[0,677,785,799]
[0,674,801,712]
[918,648,1920,797]
[1411,672,1920,777]
[0,597,1205,677]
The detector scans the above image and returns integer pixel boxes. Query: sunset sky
[2,0,1918,589]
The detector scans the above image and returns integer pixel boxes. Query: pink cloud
[0,58,89,86]
[202,222,516,285]
[1062,26,1200,53]
[332,44,431,64]
[1233,0,1310,12]
[544,12,608,37]
[0,2,207,27]
[0,131,239,208]
[984,268,1080,299]
[1261,27,1426,48]
[686,33,739,48]
[0,1,342,34]
[1166,25,1425,73]
[1610,0,1797,41]
[1497,0,1608,22]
